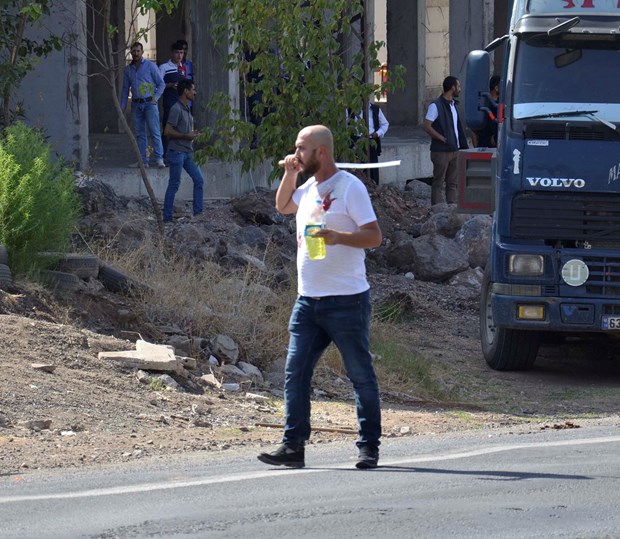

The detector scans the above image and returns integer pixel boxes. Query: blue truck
[460,0,620,370]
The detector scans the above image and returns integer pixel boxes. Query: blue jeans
[163,149,204,221]
[283,290,381,449]
[131,102,163,164]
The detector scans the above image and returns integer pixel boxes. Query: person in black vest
[423,76,469,205]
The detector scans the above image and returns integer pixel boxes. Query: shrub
[0,122,81,274]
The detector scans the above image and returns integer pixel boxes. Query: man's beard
[300,149,319,176]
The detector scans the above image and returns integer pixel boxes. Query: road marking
[2,435,619,504]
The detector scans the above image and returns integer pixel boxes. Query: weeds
[97,234,294,371]
[93,231,454,403]
[0,122,81,274]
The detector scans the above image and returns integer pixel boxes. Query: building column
[386,0,424,125]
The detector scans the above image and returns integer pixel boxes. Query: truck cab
[461,0,620,370]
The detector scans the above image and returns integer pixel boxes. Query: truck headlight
[509,254,544,276]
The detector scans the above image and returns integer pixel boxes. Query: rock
[200,373,222,389]
[0,413,10,428]
[211,334,240,364]
[31,363,56,373]
[455,215,492,268]
[420,208,470,238]
[167,335,192,357]
[135,370,151,384]
[231,192,284,225]
[240,253,268,273]
[387,234,469,282]
[19,419,52,431]
[245,392,270,402]
[449,267,485,299]
[156,374,180,391]
[220,363,251,383]
[404,179,432,201]
[234,225,269,249]
[237,361,264,385]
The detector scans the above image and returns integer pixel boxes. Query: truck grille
[527,125,608,141]
[583,256,620,297]
[512,192,620,246]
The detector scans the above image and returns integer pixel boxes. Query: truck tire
[480,266,540,371]
[0,245,8,266]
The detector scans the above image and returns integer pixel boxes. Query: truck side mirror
[464,50,491,130]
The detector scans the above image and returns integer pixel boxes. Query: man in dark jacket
[423,76,469,205]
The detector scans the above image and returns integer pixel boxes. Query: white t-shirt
[426,101,460,148]
[292,170,377,297]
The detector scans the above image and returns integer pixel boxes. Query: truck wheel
[480,266,540,371]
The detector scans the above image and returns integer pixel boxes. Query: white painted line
[2,435,619,504]
[335,160,401,169]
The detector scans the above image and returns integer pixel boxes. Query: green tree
[199,0,404,181]
[0,0,62,127]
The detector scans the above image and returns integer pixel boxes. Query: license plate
[602,316,620,330]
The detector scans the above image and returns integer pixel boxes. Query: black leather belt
[133,98,153,103]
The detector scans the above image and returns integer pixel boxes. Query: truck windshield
[513,36,620,122]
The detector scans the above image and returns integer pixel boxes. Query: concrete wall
[21,0,89,169]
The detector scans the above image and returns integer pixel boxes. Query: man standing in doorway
[121,42,166,169]
[162,79,204,222]
[423,76,469,205]
[257,125,383,470]
[159,41,186,161]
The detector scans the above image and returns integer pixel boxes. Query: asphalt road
[2,422,620,538]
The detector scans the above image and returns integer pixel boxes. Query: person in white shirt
[367,102,389,184]
[257,125,383,470]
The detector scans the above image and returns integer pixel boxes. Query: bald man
[258,125,383,469]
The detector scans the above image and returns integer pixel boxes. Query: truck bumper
[492,293,620,332]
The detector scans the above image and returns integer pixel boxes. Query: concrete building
[20,0,503,198]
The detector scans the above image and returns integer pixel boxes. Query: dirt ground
[3,184,620,475]
[2,269,620,475]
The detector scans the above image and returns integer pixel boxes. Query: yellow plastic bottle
[305,199,326,260]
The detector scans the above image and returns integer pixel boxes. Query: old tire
[37,252,100,279]
[37,269,80,294]
[0,263,12,288]
[98,263,141,296]
[56,254,99,279]
[480,266,540,371]
[0,245,8,266]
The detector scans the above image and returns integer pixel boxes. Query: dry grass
[97,234,295,370]
[95,233,451,401]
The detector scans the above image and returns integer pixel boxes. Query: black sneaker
[257,444,305,468]
[355,446,379,469]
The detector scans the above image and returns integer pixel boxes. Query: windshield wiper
[588,113,618,132]
[518,110,598,121]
